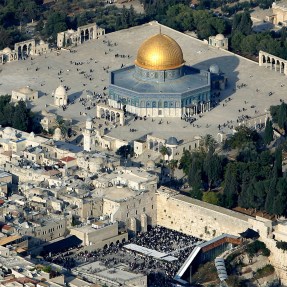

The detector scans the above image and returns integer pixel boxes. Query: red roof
[0,199,4,205]
[60,156,76,162]
[2,225,11,230]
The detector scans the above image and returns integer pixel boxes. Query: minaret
[83,116,95,151]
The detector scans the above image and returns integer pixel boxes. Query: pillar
[141,213,147,233]
[130,217,137,234]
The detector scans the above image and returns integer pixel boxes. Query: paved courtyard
[0,21,286,142]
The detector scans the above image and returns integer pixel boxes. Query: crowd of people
[44,226,202,286]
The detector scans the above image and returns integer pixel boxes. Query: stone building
[0,47,18,64]
[57,23,105,48]
[108,33,212,118]
[268,1,287,26]
[54,85,68,107]
[11,86,38,103]
[208,33,228,50]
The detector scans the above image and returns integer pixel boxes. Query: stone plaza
[0,21,286,143]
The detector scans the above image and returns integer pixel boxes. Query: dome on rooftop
[215,34,225,41]
[146,160,155,170]
[19,86,33,94]
[3,47,12,54]
[55,85,66,98]
[166,136,178,145]
[135,33,184,71]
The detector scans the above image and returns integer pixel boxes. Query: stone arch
[18,46,22,58]
[164,101,168,108]
[271,58,275,70]
[85,29,90,41]
[154,140,159,151]
[149,140,153,150]
[28,43,32,55]
[22,44,27,57]
[152,101,157,108]
[276,60,280,72]
[262,54,266,64]
[100,108,105,118]
[110,111,115,122]
[140,101,145,108]
[81,30,85,43]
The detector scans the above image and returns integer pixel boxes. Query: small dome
[55,85,66,98]
[135,33,184,71]
[39,40,45,45]
[4,127,13,135]
[54,127,61,135]
[146,160,155,170]
[19,86,33,94]
[209,64,220,74]
[215,34,225,41]
[3,47,12,54]
[166,136,178,145]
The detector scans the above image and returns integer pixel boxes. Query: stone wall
[156,187,251,240]
[261,237,287,285]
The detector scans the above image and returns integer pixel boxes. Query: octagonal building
[108,32,211,118]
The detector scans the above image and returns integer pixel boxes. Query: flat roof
[124,243,177,261]
[0,235,21,246]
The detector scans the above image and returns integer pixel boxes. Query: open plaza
[0,21,285,143]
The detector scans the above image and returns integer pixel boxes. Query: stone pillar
[119,113,124,126]
[141,213,147,233]
[130,217,137,234]
[259,52,262,66]
[195,105,197,115]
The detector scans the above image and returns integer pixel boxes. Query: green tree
[55,116,68,138]
[12,100,29,131]
[274,147,283,177]
[264,117,273,145]
[168,159,178,181]
[45,12,67,40]
[223,164,238,208]
[264,173,277,214]
[278,102,287,130]
[159,145,170,161]
[203,191,220,205]
[203,152,222,189]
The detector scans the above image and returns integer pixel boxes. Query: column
[254,121,257,129]
[195,105,197,115]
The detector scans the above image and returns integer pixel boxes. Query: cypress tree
[278,102,287,130]
[264,117,273,145]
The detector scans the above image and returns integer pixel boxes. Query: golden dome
[135,33,184,71]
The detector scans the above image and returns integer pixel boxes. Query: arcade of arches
[259,51,287,75]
